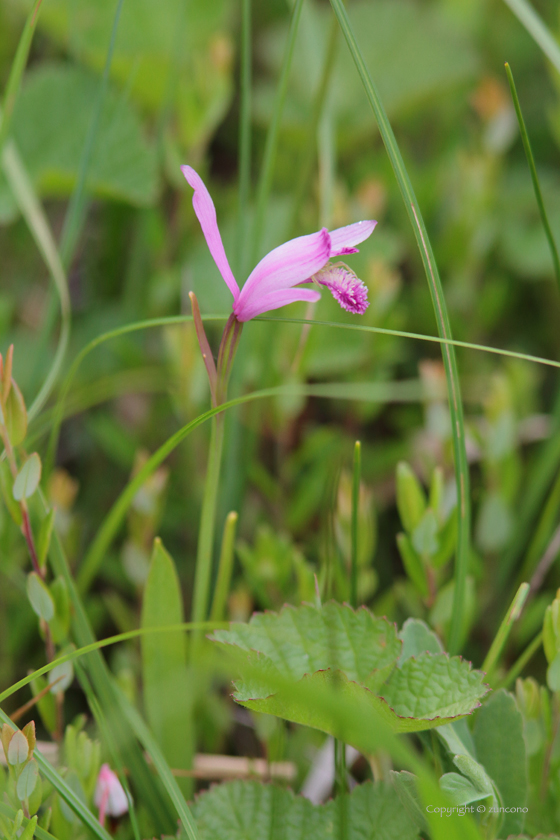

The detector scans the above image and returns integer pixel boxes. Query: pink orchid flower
[94,763,128,827]
[182,165,376,321]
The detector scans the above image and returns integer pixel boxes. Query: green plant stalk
[350,441,361,609]
[496,631,543,690]
[481,582,530,681]
[502,0,560,74]
[0,708,113,840]
[236,0,252,279]
[505,62,560,290]
[191,414,225,633]
[0,0,43,157]
[0,804,55,840]
[328,0,470,654]
[251,0,305,262]
[210,511,238,621]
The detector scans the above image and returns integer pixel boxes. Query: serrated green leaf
[398,618,443,664]
[213,604,488,736]
[26,573,54,622]
[13,453,41,500]
[16,759,39,801]
[192,779,420,840]
[141,538,193,795]
[212,602,402,693]
[2,63,158,208]
[472,689,528,837]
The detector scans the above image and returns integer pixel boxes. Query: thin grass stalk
[74,661,142,840]
[328,0,471,654]
[190,415,226,645]
[236,0,252,278]
[481,582,530,682]
[350,441,360,609]
[251,0,305,262]
[496,631,544,690]
[502,0,560,74]
[0,0,44,156]
[505,62,560,290]
[211,511,238,621]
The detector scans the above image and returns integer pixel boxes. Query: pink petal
[236,228,331,312]
[181,166,239,300]
[235,287,321,322]
[329,220,377,257]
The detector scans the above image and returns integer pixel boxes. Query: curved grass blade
[505,62,560,290]
[1,140,70,421]
[0,0,43,156]
[0,709,113,840]
[502,0,560,74]
[328,0,470,653]
[251,0,304,261]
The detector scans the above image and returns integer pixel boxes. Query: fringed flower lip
[181,165,377,321]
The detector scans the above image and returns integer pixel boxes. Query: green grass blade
[236,0,252,278]
[1,140,70,421]
[350,441,361,609]
[0,709,113,840]
[59,0,125,266]
[495,631,543,690]
[211,511,238,621]
[114,688,201,840]
[77,386,286,593]
[251,0,304,262]
[0,0,43,156]
[42,501,178,833]
[502,0,560,73]
[328,0,471,654]
[505,62,560,290]
[481,582,530,682]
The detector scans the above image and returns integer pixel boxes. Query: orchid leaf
[212,603,488,737]
[191,779,420,840]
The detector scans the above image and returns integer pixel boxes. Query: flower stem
[190,414,225,650]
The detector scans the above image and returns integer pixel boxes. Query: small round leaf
[26,572,55,622]
[13,453,42,501]
[16,759,39,801]
[8,730,29,766]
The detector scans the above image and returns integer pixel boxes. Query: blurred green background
[2,0,560,757]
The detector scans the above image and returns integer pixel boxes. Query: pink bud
[94,764,128,826]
